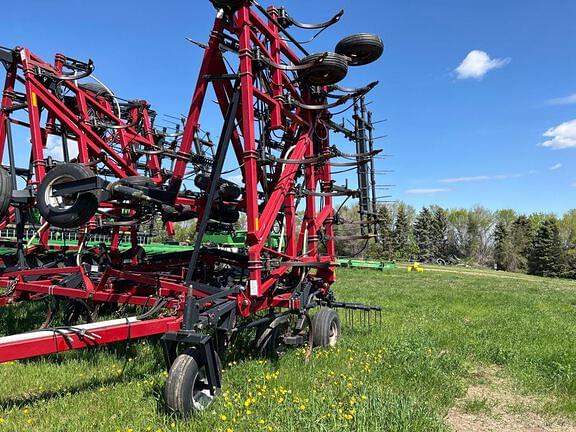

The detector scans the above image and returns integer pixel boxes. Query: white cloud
[454,50,510,80]
[405,188,450,195]
[546,94,576,106]
[541,119,576,149]
[439,174,521,184]
[550,163,563,171]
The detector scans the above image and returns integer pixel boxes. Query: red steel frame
[0,3,341,362]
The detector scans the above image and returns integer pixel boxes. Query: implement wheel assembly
[37,163,99,228]
[335,33,384,66]
[165,348,222,414]
[210,0,245,10]
[299,52,349,86]
[312,308,341,348]
[0,167,12,220]
[255,315,291,358]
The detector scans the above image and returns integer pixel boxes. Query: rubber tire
[335,33,384,66]
[165,349,222,415]
[299,52,349,86]
[211,0,245,10]
[78,82,112,98]
[0,167,12,220]
[312,308,341,348]
[37,163,99,229]
[255,316,290,358]
[117,176,155,189]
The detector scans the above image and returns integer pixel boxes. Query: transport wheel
[312,308,341,348]
[299,52,349,86]
[0,167,12,220]
[37,164,98,229]
[211,0,245,10]
[255,315,290,358]
[78,82,112,98]
[117,176,155,189]
[165,348,222,414]
[335,33,384,66]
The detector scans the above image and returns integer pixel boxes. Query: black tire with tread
[335,33,384,66]
[78,82,112,98]
[0,167,12,220]
[37,164,99,229]
[255,316,290,358]
[211,0,245,10]
[312,308,341,348]
[299,52,349,86]
[165,349,221,415]
[117,176,156,189]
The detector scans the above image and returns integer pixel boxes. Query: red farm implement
[0,0,385,414]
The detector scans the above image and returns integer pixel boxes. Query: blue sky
[2,0,575,215]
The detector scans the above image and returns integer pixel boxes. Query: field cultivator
[0,0,385,414]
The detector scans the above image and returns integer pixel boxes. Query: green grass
[0,268,575,431]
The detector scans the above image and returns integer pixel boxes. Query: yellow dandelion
[220,415,227,421]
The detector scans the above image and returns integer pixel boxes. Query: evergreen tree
[414,207,434,259]
[494,220,514,270]
[393,205,411,259]
[528,218,564,277]
[377,205,394,260]
[466,212,481,260]
[431,206,449,259]
[510,215,533,270]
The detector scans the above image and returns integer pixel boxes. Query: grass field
[1,267,575,431]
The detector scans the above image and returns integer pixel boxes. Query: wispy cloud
[405,188,450,195]
[541,119,576,149]
[439,174,521,184]
[550,163,563,171]
[454,50,510,80]
[546,94,576,106]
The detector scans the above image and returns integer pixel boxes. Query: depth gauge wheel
[299,52,349,86]
[0,167,12,220]
[312,308,341,348]
[37,163,98,229]
[335,33,384,66]
[211,0,245,10]
[165,348,222,415]
[255,315,291,358]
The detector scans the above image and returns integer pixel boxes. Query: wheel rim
[328,319,339,347]
[191,366,215,410]
[45,174,78,210]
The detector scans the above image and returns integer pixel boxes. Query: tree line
[334,203,576,280]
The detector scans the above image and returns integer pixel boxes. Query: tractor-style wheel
[255,315,291,358]
[312,308,341,348]
[335,33,384,66]
[117,176,155,189]
[78,82,113,98]
[37,163,98,229]
[299,52,349,86]
[211,0,245,10]
[165,349,222,415]
[0,167,12,220]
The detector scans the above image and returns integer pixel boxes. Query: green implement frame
[337,257,396,271]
